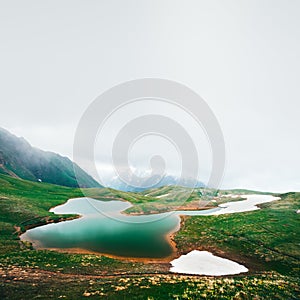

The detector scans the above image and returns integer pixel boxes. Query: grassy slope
[175,193,300,276]
[0,173,299,299]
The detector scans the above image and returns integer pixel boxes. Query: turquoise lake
[21,197,220,258]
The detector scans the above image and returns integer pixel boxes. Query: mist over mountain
[0,127,101,188]
[104,171,205,192]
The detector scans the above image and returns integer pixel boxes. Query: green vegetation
[0,173,299,299]
[1,271,298,299]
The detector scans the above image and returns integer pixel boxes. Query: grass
[0,173,299,299]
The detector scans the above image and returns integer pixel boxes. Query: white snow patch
[220,194,240,198]
[170,250,248,276]
[155,193,170,199]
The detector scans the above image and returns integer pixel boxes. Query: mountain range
[0,127,205,191]
[105,172,205,192]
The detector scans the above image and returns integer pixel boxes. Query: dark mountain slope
[0,127,101,188]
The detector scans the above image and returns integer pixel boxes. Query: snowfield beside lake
[170,250,249,276]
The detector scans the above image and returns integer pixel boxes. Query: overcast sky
[1,0,300,192]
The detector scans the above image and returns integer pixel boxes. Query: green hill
[0,127,101,188]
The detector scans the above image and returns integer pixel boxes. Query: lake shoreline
[19,194,280,266]
[19,214,182,264]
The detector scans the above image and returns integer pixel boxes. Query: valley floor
[0,174,299,299]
